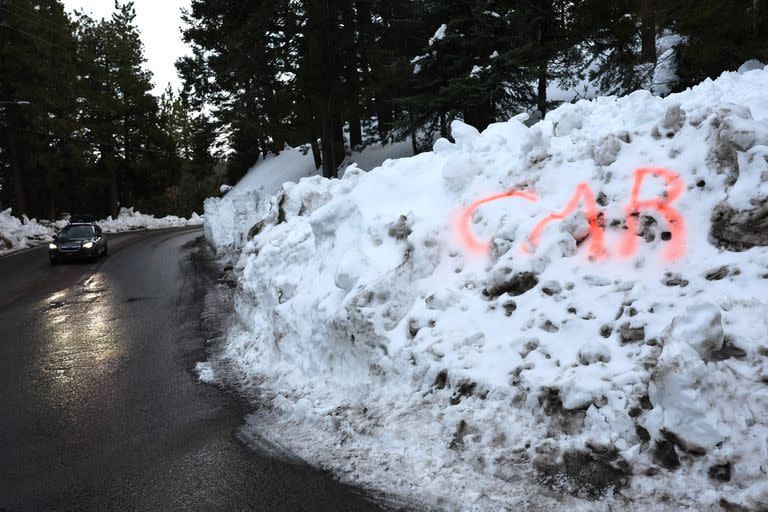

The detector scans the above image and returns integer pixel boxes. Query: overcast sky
[62,0,192,95]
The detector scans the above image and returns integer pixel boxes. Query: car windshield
[59,225,94,239]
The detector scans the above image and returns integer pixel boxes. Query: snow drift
[0,207,202,256]
[203,147,319,256]
[0,208,64,256]
[215,66,768,509]
[97,207,202,233]
[203,142,413,256]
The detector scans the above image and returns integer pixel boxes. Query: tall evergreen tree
[1,0,208,219]
[666,0,768,89]
[0,0,81,216]
[76,2,170,217]
[399,0,542,141]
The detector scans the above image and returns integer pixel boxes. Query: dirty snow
[207,65,768,510]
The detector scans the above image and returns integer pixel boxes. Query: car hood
[55,237,93,243]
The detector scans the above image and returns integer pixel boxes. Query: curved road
[0,228,379,511]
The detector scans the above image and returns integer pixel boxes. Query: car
[49,222,108,264]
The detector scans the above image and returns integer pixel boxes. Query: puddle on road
[45,275,109,309]
[37,272,124,413]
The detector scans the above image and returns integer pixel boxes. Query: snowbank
[203,147,318,256]
[0,208,63,256]
[213,65,768,509]
[0,207,202,256]
[98,207,202,233]
[204,142,412,256]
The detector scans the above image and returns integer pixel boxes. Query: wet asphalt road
[0,228,379,511]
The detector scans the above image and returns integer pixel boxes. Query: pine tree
[76,2,170,217]
[398,0,540,140]
[0,0,81,217]
[573,0,650,96]
[666,0,768,89]
[179,0,301,179]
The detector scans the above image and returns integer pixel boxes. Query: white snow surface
[203,147,319,255]
[0,208,65,256]
[212,66,768,509]
[429,23,447,46]
[203,142,413,256]
[0,207,202,256]
[98,207,202,233]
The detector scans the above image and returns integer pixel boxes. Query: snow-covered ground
[204,65,768,510]
[0,207,202,256]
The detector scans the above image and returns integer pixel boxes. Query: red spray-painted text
[456,168,686,261]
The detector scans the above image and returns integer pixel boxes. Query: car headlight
[82,242,94,249]
[49,243,58,250]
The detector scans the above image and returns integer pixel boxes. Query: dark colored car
[49,223,108,264]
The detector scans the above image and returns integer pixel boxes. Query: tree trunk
[110,166,119,218]
[305,107,323,169]
[310,138,322,170]
[439,111,448,139]
[754,0,768,34]
[6,128,28,216]
[640,0,657,63]
[341,0,363,149]
[308,0,341,178]
[356,0,373,143]
[536,3,548,119]
[123,112,132,206]
[320,117,336,178]
[463,103,491,131]
[333,117,346,169]
[47,192,56,220]
[270,138,284,155]
[101,145,119,218]
[537,61,547,118]
[348,116,362,148]
[375,97,392,141]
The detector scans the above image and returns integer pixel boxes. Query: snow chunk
[647,342,727,451]
[428,24,446,46]
[449,120,479,147]
[577,340,611,365]
[738,59,766,73]
[195,361,215,383]
[593,134,622,166]
[662,303,724,358]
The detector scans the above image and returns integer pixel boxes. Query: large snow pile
[203,147,318,256]
[98,207,202,233]
[0,208,62,256]
[204,142,412,256]
[214,66,768,509]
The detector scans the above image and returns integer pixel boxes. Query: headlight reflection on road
[38,273,123,407]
